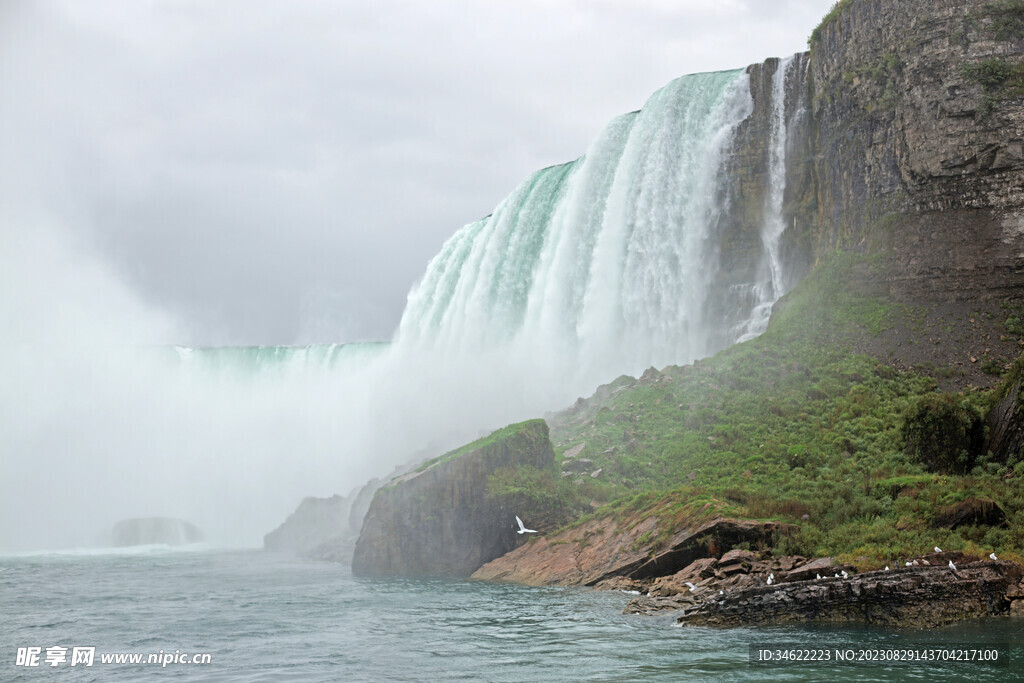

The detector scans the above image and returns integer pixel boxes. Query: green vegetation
[901,392,986,474]
[809,0,853,46]
[413,419,547,474]
[985,0,1024,40]
[960,57,1024,117]
[532,251,1024,566]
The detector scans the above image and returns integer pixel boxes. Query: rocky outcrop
[111,517,203,547]
[471,516,791,586]
[986,369,1024,463]
[263,477,385,563]
[806,0,1024,301]
[674,559,1022,628]
[351,420,556,577]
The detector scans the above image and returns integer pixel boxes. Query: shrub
[901,393,986,475]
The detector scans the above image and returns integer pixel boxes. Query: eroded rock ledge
[620,552,1024,628]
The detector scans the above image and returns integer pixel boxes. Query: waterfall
[4,62,814,552]
[737,55,806,342]
[399,69,753,386]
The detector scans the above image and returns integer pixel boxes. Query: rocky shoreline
[614,551,1024,628]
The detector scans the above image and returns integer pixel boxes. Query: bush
[901,393,986,475]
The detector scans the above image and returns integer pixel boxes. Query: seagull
[515,515,537,534]
[719,590,724,595]
[934,547,942,553]
[816,574,822,580]
[905,561,912,566]
[841,570,849,579]
[834,573,840,578]
[885,566,890,571]
[766,576,773,586]
[948,560,957,570]
[990,553,998,560]
[685,581,700,592]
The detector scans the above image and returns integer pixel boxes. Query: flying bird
[990,553,998,560]
[685,581,700,592]
[515,516,537,534]
[948,560,957,570]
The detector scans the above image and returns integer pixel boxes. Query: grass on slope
[536,251,1024,567]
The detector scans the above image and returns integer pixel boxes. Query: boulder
[352,419,556,577]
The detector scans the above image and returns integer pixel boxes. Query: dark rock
[562,458,593,473]
[675,561,1023,628]
[352,419,555,578]
[933,497,1008,529]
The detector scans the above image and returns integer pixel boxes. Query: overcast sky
[1,0,837,346]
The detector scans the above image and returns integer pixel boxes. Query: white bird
[816,574,822,580]
[515,515,537,534]
[990,553,998,561]
[948,560,957,570]
[841,570,849,579]
[905,561,912,566]
[834,573,840,578]
[912,560,920,566]
[885,566,890,571]
[719,590,724,595]
[685,581,700,592]
[934,547,942,553]
[766,576,773,585]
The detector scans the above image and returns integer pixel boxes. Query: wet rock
[563,443,586,459]
[675,561,1022,628]
[562,458,593,473]
[933,497,1008,529]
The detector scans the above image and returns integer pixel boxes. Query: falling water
[3,63,815,551]
[399,69,753,386]
[737,55,807,342]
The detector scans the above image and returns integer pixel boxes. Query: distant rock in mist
[263,478,384,564]
[111,517,204,547]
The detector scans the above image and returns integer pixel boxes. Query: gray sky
[1,0,837,346]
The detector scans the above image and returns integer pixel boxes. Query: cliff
[263,477,383,563]
[803,0,1024,299]
[351,420,557,577]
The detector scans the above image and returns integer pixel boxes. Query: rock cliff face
[351,420,556,577]
[803,0,1024,299]
[714,0,1024,309]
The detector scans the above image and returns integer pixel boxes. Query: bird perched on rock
[990,553,998,560]
[816,574,822,580]
[841,570,849,579]
[884,566,890,571]
[905,561,912,566]
[766,576,773,586]
[948,560,957,570]
[934,547,942,553]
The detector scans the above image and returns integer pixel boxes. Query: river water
[1,548,1019,681]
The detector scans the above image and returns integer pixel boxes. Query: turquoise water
[1,549,1019,681]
